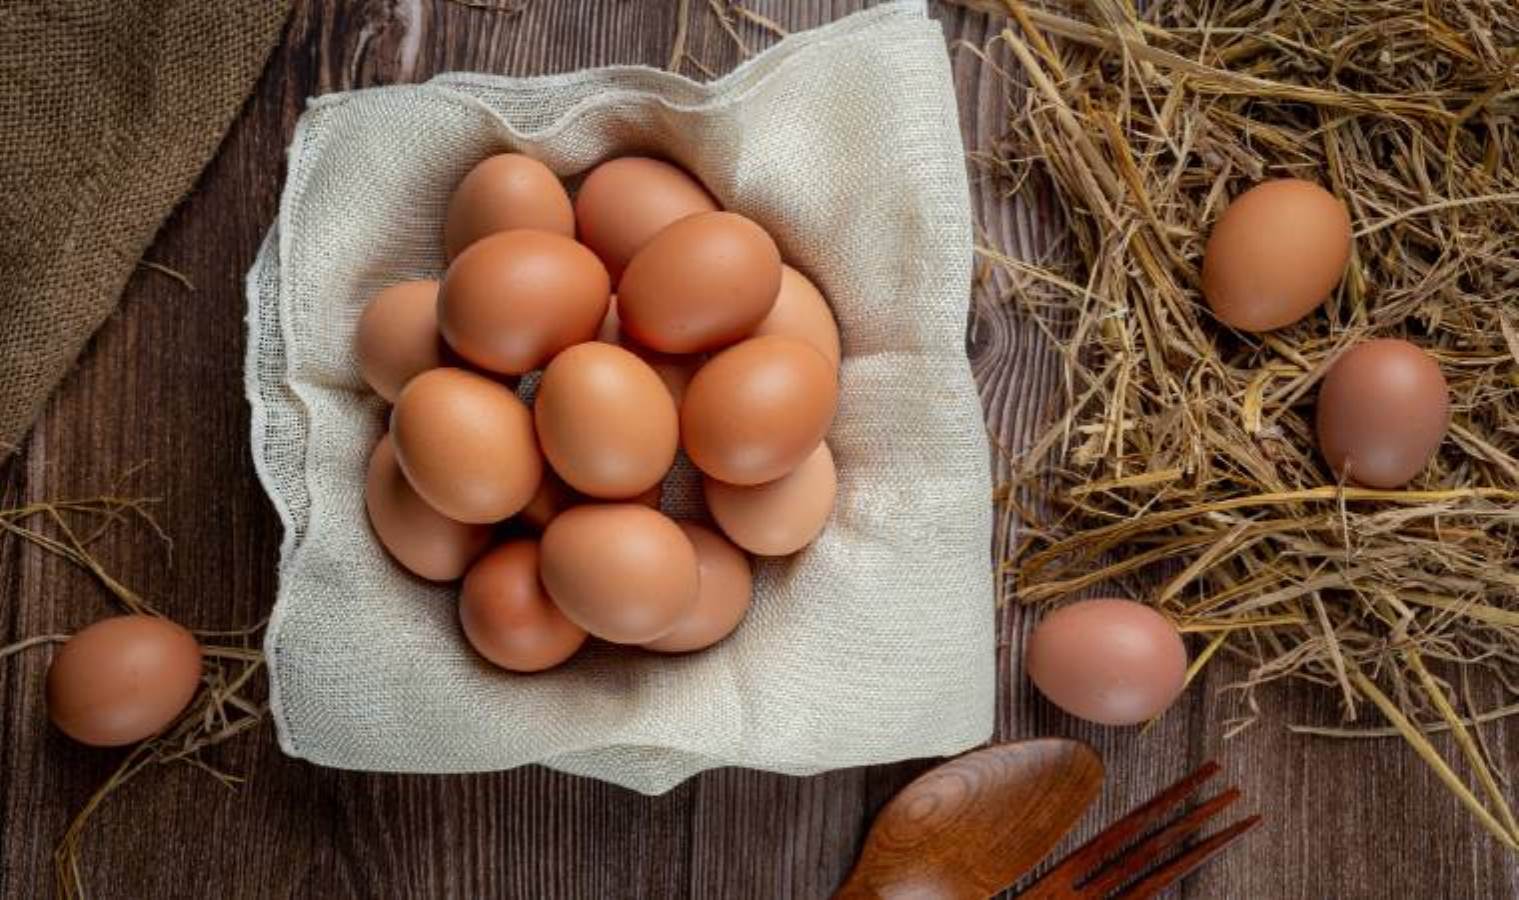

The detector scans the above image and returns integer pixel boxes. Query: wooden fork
[1017,760,1261,899]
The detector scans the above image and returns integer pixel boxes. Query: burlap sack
[250,1,995,794]
[0,0,290,458]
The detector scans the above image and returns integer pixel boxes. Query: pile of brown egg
[358,155,841,672]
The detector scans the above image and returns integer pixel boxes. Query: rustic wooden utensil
[834,738,1104,900]
[1017,760,1262,899]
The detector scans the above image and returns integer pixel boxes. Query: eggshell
[539,504,699,644]
[459,540,587,672]
[1025,598,1187,727]
[597,296,699,406]
[682,335,838,485]
[365,434,492,580]
[643,523,752,653]
[751,265,841,368]
[444,153,575,259]
[46,615,203,747]
[705,441,836,556]
[355,280,443,401]
[573,156,719,280]
[438,229,610,375]
[535,342,679,499]
[1201,178,1351,332]
[390,367,542,524]
[1316,338,1449,488]
[518,470,663,531]
[617,211,782,354]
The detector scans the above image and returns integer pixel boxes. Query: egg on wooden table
[459,540,587,673]
[444,153,574,259]
[534,342,679,500]
[389,367,542,524]
[1025,598,1188,727]
[354,280,443,402]
[46,615,203,747]
[438,229,610,375]
[1316,338,1450,488]
[617,211,783,354]
[705,441,837,556]
[681,335,838,485]
[538,504,699,644]
[1201,178,1352,332]
[642,523,753,653]
[365,434,492,581]
[573,156,719,281]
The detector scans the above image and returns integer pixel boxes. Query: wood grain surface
[2,2,1516,898]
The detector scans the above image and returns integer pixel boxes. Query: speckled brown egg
[573,157,719,281]
[46,615,203,747]
[1025,598,1187,727]
[1201,179,1352,332]
[365,434,492,580]
[438,229,609,375]
[354,280,443,402]
[751,265,841,368]
[705,441,836,556]
[643,523,752,653]
[1316,338,1449,488]
[535,342,678,499]
[682,335,838,485]
[459,540,587,672]
[390,367,542,524]
[539,504,698,644]
[444,153,575,259]
[616,211,782,354]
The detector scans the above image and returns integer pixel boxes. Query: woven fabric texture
[0,0,290,456]
[249,1,995,794]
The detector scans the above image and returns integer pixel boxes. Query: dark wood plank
[2,2,1517,898]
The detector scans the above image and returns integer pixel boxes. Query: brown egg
[1025,598,1187,727]
[46,615,203,747]
[459,540,587,672]
[438,229,610,375]
[534,342,678,499]
[617,211,782,354]
[682,335,838,485]
[751,265,841,368]
[573,156,719,281]
[643,523,752,653]
[390,368,542,524]
[365,434,492,580]
[1316,338,1449,488]
[1201,178,1352,332]
[355,280,443,401]
[518,470,663,531]
[597,297,700,407]
[705,442,836,556]
[444,153,574,259]
[539,504,698,643]
[517,470,580,531]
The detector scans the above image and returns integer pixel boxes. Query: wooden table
[3,2,1516,897]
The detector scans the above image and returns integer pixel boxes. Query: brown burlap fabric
[0,1,291,458]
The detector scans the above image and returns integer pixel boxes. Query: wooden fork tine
[1030,760,1223,888]
[1115,813,1263,900]
[1080,788,1241,896]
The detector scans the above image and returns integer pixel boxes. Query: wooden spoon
[835,739,1104,900]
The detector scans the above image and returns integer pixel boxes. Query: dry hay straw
[0,485,267,899]
[963,0,1519,849]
